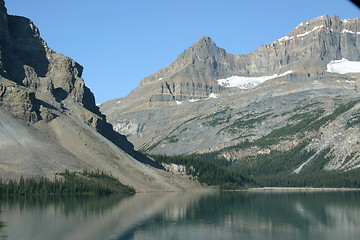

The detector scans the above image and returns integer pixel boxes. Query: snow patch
[158,78,163,81]
[185,93,219,104]
[293,150,322,174]
[295,22,304,29]
[208,93,218,99]
[326,58,360,74]
[176,93,220,105]
[342,29,360,35]
[314,15,325,20]
[297,25,324,37]
[216,71,293,89]
[345,80,355,83]
[277,25,325,42]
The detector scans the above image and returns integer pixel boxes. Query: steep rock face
[0,4,134,152]
[226,15,360,77]
[3,14,94,115]
[0,0,10,74]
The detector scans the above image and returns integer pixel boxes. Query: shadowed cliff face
[7,15,49,79]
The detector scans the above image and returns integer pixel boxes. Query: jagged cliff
[101,15,360,175]
[0,0,203,192]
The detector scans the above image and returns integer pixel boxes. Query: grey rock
[102,15,360,115]
[101,15,360,173]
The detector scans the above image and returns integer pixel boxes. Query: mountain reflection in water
[0,191,359,240]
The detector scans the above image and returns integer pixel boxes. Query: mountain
[100,15,360,179]
[0,0,204,192]
[102,15,360,112]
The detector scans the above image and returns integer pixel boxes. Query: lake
[1,190,359,240]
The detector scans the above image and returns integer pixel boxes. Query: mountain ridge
[101,15,360,114]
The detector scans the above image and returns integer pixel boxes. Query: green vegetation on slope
[307,99,360,131]
[220,113,272,134]
[151,154,253,190]
[203,108,232,127]
[144,99,360,189]
[0,169,135,196]
[231,141,314,176]
[346,109,360,129]
[176,148,360,188]
[192,142,360,188]
[254,169,360,188]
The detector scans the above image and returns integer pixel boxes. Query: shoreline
[246,187,360,192]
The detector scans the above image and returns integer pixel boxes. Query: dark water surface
[0,191,359,240]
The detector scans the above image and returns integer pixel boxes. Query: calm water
[1,191,360,240]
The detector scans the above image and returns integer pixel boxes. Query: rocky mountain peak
[185,36,217,54]
[178,36,225,63]
[141,36,226,85]
[277,15,359,47]
[198,35,213,43]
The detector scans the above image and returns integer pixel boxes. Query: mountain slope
[101,15,360,176]
[0,0,204,192]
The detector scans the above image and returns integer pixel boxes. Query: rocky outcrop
[0,82,39,122]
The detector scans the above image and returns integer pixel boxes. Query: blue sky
[5,0,359,104]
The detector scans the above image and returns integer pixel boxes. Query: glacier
[216,71,293,89]
[326,58,360,74]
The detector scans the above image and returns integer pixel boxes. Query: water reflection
[0,212,5,240]
[124,191,360,240]
[1,191,360,240]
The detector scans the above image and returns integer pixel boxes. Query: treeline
[0,169,135,196]
[186,140,360,188]
[151,154,253,189]
[152,150,360,189]
[228,145,360,188]
[254,169,360,188]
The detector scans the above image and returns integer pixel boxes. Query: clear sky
[5,0,359,104]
